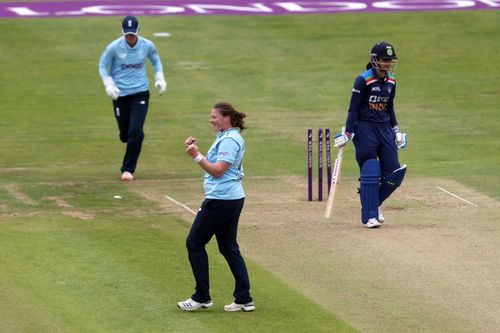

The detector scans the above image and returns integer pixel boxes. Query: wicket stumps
[307,129,313,201]
[325,128,332,193]
[307,128,332,201]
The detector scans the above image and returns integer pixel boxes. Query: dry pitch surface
[137,176,500,333]
[3,175,498,332]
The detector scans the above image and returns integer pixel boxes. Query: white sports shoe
[224,301,256,312]
[378,208,385,223]
[177,298,213,311]
[121,171,133,181]
[365,218,381,228]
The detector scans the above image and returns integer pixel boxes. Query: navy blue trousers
[112,91,149,174]
[352,121,400,176]
[186,198,252,304]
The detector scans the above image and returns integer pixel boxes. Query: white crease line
[436,186,478,207]
[164,194,197,215]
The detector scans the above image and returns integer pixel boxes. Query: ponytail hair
[366,62,373,70]
[213,101,247,132]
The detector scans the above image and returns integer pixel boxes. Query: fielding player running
[177,102,255,312]
[334,42,407,228]
[98,16,167,181]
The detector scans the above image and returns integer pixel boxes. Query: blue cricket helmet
[371,41,397,60]
[370,41,398,73]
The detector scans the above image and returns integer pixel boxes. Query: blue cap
[122,16,139,35]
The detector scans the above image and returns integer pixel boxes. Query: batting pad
[379,164,407,205]
[360,159,381,223]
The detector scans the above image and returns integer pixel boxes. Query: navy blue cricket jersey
[345,67,398,134]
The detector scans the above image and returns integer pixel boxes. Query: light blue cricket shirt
[204,128,246,200]
[98,36,164,96]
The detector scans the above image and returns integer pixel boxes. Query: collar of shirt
[120,37,140,50]
[217,128,237,138]
[371,68,390,82]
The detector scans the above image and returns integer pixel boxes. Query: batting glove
[154,72,167,95]
[334,131,353,148]
[393,126,408,149]
[103,77,120,100]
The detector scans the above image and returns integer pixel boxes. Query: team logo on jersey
[369,95,389,103]
[352,88,360,93]
[371,87,381,92]
[119,53,127,59]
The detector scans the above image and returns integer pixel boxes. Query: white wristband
[193,154,204,163]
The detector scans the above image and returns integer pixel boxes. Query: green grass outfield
[0,9,499,332]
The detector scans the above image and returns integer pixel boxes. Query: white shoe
[121,171,133,181]
[224,301,255,312]
[378,208,385,223]
[365,218,381,228]
[177,298,213,311]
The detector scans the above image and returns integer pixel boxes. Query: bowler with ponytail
[178,102,255,312]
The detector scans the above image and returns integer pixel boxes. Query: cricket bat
[324,145,344,219]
